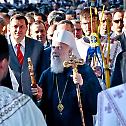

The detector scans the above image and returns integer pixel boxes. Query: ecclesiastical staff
[27,57,43,103]
[63,55,85,126]
[27,57,39,100]
[28,57,37,89]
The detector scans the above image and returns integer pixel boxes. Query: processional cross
[63,55,85,126]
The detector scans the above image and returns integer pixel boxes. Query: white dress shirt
[10,36,25,56]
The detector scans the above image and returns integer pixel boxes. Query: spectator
[71,19,83,39]
[2,14,44,100]
[30,21,47,47]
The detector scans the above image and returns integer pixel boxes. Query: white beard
[51,55,64,74]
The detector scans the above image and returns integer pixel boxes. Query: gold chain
[55,75,68,114]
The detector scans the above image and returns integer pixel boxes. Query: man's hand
[31,84,43,100]
[93,66,102,78]
[73,72,83,86]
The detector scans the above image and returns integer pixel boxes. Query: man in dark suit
[2,14,43,99]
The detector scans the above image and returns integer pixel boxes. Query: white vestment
[102,40,122,72]
[76,38,90,62]
[0,86,47,126]
[95,83,126,126]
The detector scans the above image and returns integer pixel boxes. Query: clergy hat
[52,29,80,58]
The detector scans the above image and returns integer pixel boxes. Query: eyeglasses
[113,19,123,24]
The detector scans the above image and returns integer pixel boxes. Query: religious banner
[95,83,126,126]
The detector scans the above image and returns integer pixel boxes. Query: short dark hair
[34,12,47,22]
[0,35,9,61]
[80,7,98,19]
[30,21,46,30]
[10,14,28,26]
[58,20,74,29]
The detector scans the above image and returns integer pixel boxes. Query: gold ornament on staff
[27,57,37,92]
[63,55,85,126]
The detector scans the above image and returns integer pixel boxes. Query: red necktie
[16,43,24,65]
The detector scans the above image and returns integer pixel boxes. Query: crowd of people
[0,1,126,126]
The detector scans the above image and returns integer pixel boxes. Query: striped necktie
[16,43,24,65]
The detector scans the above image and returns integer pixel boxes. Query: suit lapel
[22,37,33,68]
[8,38,22,86]
[8,38,21,69]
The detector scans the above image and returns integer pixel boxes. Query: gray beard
[51,55,64,74]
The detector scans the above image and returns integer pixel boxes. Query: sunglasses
[102,19,111,23]
[113,19,123,24]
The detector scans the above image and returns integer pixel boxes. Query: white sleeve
[21,98,47,126]
[2,95,47,126]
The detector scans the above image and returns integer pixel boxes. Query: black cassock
[111,51,126,87]
[39,64,102,126]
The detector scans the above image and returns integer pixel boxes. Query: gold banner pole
[105,17,111,88]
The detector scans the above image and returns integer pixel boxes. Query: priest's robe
[39,64,102,126]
